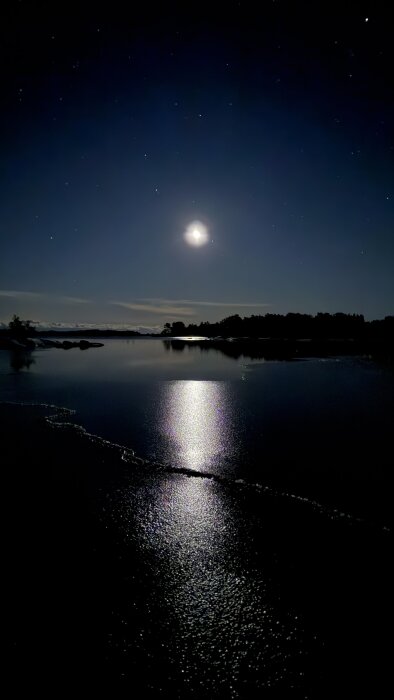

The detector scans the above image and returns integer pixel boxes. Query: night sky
[0,1,393,330]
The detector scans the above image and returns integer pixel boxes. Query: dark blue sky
[0,1,392,329]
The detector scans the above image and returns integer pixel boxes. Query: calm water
[1,338,393,519]
[2,339,393,695]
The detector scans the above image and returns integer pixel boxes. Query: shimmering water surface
[1,338,393,506]
[2,339,393,695]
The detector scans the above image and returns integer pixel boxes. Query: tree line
[3,312,393,341]
[162,313,394,339]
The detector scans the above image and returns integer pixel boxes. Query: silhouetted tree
[8,315,36,340]
[219,314,244,336]
[171,321,186,335]
[162,323,172,336]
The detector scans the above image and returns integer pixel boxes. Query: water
[2,339,393,694]
[1,338,393,521]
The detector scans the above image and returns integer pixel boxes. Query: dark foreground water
[1,340,393,696]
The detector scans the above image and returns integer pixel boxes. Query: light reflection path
[158,380,235,473]
[119,472,306,694]
[113,380,307,692]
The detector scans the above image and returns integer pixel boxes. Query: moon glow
[184,220,209,247]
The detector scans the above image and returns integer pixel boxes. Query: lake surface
[1,338,393,522]
[2,338,393,695]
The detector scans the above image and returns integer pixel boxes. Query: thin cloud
[0,290,43,299]
[110,301,196,316]
[0,290,91,304]
[142,298,272,308]
[57,296,92,304]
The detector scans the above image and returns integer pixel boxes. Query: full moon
[184,220,209,247]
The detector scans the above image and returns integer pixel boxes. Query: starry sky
[0,1,393,330]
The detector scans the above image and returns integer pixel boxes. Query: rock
[9,339,27,349]
[0,337,36,350]
[53,339,104,350]
[79,340,103,349]
[0,336,103,351]
[37,338,59,348]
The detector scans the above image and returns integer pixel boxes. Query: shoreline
[1,400,392,531]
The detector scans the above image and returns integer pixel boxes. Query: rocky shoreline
[0,336,104,351]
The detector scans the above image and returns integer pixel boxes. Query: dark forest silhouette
[161,312,393,340]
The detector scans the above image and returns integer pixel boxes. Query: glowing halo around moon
[184,220,209,247]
